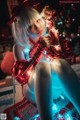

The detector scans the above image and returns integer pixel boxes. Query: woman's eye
[37,19,41,22]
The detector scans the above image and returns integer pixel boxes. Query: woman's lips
[38,30,43,34]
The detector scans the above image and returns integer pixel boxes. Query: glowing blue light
[60,95,64,100]
[13,116,21,120]
[24,47,30,60]
[58,114,63,119]
[44,51,47,54]
[65,113,72,120]
[57,21,63,25]
[52,104,58,111]
[34,114,40,118]
[25,48,30,53]
[29,114,40,120]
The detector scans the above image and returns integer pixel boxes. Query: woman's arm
[13,44,26,61]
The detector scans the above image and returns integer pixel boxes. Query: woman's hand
[54,45,61,52]
[50,27,59,40]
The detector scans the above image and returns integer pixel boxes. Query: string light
[77,34,80,36]
[44,51,47,54]
[60,94,65,100]
[52,103,58,111]
[64,113,73,120]
[29,94,78,120]
[72,18,75,22]
[57,21,63,25]
[58,114,63,119]
[13,116,21,120]
[29,114,40,120]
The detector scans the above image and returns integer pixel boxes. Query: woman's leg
[51,58,80,114]
[23,69,36,103]
[34,62,53,120]
[34,59,80,120]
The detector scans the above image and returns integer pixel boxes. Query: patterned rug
[3,94,79,120]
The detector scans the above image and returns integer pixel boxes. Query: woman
[12,7,80,120]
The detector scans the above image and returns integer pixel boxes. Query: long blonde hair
[12,7,41,46]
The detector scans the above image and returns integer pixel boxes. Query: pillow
[1,51,14,75]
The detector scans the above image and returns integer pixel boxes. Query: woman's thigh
[23,60,64,102]
[35,61,64,100]
[51,61,64,99]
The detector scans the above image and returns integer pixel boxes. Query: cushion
[1,51,14,74]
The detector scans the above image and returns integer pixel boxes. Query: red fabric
[12,60,31,84]
[12,41,45,85]
[1,51,15,74]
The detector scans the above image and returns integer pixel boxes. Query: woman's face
[27,15,46,41]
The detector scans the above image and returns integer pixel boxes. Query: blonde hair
[12,7,41,46]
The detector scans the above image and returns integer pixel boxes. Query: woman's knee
[52,58,70,70]
[35,62,51,76]
[35,62,51,87]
